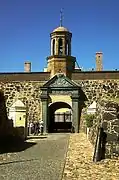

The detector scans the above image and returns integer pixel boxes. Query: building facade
[0,24,119,134]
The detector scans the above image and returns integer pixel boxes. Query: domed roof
[53,26,69,32]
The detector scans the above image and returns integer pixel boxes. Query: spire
[60,8,63,27]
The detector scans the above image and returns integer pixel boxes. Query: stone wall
[75,79,119,134]
[1,77,119,135]
[0,81,45,123]
[89,99,119,159]
[0,72,50,81]
[72,71,119,80]
[75,78,119,159]
[75,79,119,105]
[101,100,119,158]
[0,90,9,136]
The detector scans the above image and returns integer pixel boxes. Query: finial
[60,8,63,27]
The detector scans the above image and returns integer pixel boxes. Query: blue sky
[0,0,119,72]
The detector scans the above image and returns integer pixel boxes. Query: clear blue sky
[0,0,119,72]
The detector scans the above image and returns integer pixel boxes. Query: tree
[85,114,95,128]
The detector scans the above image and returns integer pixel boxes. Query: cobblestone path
[62,133,119,180]
[0,134,69,180]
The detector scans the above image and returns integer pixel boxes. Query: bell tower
[47,14,76,78]
[50,26,72,56]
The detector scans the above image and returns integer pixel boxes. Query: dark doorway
[48,102,72,133]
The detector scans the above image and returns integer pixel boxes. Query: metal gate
[54,112,72,122]
[53,112,72,132]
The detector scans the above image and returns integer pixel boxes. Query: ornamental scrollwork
[50,75,73,87]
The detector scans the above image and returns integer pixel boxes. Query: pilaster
[40,90,49,134]
[51,39,53,55]
[71,93,80,133]
[55,38,58,55]
[62,38,65,55]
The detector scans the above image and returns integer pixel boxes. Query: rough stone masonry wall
[101,100,119,158]
[0,90,9,136]
[0,81,45,123]
[89,99,119,158]
[75,79,119,104]
[1,78,119,129]
[75,79,119,132]
[76,78,119,158]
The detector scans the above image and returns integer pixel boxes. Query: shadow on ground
[0,136,36,154]
[0,158,39,166]
[27,135,47,140]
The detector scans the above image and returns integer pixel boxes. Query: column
[40,92,49,134]
[71,95,79,133]
[62,38,65,55]
[68,37,71,56]
[55,38,58,55]
[51,39,53,55]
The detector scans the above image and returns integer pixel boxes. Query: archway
[48,102,72,133]
[40,74,87,134]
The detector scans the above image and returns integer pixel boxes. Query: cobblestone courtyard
[63,133,119,180]
[0,134,69,180]
[1,133,119,180]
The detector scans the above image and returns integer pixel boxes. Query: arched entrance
[48,102,72,133]
[40,74,87,134]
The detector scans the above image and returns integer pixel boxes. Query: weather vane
[60,8,64,27]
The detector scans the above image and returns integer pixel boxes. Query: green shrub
[85,114,95,128]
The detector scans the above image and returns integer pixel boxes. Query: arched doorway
[40,74,87,134]
[48,102,72,133]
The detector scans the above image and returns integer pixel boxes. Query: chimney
[24,61,31,72]
[96,52,103,71]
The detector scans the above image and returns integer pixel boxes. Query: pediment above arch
[42,73,79,88]
[40,74,87,102]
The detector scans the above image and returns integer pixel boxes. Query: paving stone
[62,133,119,180]
[0,134,69,180]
